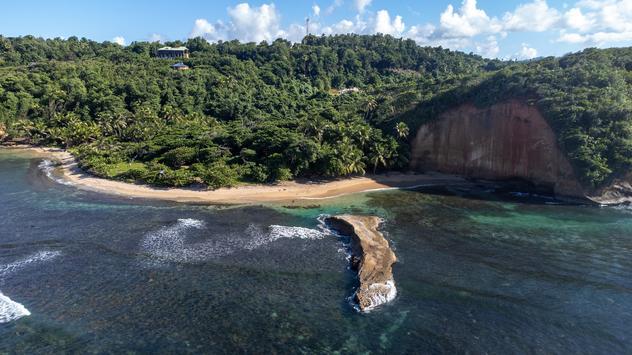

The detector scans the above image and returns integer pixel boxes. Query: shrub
[193,161,239,190]
[161,147,197,168]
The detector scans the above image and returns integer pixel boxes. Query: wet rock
[326,215,397,312]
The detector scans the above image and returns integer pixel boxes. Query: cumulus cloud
[112,36,126,46]
[190,3,284,43]
[186,1,632,57]
[355,0,372,13]
[375,10,405,36]
[564,7,595,31]
[475,36,500,58]
[148,33,165,43]
[437,0,501,38]
[557,0,632,45]
[502,0,560,32]
[515,43,538,59]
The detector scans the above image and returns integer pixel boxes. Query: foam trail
[0,292,31,323]
[141,218,236,263]
[0,251,61,277]
[245,224,326,250]
[38,160,73,186]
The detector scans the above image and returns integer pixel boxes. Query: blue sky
[1,0,631,59]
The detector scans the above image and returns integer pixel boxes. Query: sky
[1,0,631,59]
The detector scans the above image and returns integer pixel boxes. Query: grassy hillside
[0,34,630,189]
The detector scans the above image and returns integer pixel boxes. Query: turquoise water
[1,150,631,353]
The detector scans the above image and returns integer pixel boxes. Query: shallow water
[1,149,631,353]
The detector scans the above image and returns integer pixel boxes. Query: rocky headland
[326,215,397,312]
[410,99,632,205]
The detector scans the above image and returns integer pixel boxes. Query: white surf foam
[141,218,330,263]
[0,250,61,277]
[0,292,31,323]
[245,224,326,250]
[140,219,236,263]
[351,280,398,313]
[38,159,73,186]
[0,250,61,323]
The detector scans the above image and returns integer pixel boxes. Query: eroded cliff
[410,100,590,198]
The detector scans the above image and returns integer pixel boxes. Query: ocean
[1,149,631,353]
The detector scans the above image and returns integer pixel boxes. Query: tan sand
[2,146,467,205]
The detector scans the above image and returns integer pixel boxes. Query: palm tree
[395,122,409,139]
[370,143,387,174]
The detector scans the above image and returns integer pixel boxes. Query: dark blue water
[1,149,631,354]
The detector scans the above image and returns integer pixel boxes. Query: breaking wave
[140,218,236,263]
[141,218,329,263]
[0,250,61,323]
[354,280,398,313]
[38,160,73,186]
[245,224,326,250]
[0,292,31,323]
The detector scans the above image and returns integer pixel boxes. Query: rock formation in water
[326,215,397,312]
[409,99,631,204]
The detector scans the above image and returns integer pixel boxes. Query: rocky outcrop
[590,172,632,205]
[326,215,397,312]
[410,100,588,199]
[0,124,6,142]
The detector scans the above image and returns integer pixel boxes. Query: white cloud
[475,36,500,58]
[190,18,218,39]
[112,36,126,46]
[564,7,595,31]
[148,33,164,43]
[503,0,561,32]
[515,43,538,59]
[190,3,284,43]
[375,10,405,36]
[326,0,343,15]
[355,0,372,13]
[438,0,501,38]
[228,3,283,42]
[186,0,632,56]
[557,0,632,45]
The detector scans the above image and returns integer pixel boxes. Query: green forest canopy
[0,34,630,189]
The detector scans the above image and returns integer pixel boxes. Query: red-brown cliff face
[409,100,586,198]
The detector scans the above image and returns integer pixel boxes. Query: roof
[158,46,189,51]
[171,62,189,68]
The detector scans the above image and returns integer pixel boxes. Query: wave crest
[245,224,326,250]
[38,160,73,186]
[141,219,329,263]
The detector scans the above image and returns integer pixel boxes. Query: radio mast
[306,17,310,36]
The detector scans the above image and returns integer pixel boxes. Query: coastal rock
[409,99,632,204]
[0,124,6,142]
[410,100,584,198]
[326,215,397,312]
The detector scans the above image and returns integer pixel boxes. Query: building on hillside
[171,62,190,71]
[157,46,190,59]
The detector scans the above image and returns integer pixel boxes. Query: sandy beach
[2,146,467,205]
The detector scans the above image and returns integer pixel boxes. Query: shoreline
[1,146,467,205]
